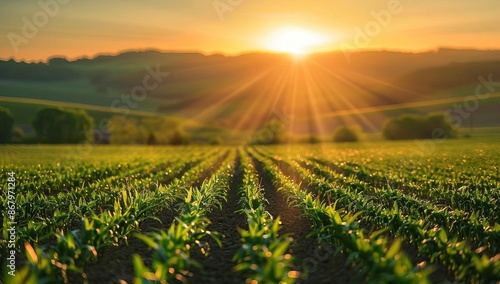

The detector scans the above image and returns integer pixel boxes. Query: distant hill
[1,48,500,136]
[395,61,500,93]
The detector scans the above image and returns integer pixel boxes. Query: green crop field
[1,139,499,283]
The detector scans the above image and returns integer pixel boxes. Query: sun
[264,27,328,56]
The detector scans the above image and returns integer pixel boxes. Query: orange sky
[1,0,500,61]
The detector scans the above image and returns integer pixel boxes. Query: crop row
[3,148,230,283]
[132,149,236,283]
[232,148,298,283]
[256,147,500,282]
[248,147,429,283]
[297,157,500,254]
[1,148,224,252]
[310,157,499,223]
[2,143,499,283]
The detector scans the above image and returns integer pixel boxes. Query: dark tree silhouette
[252,119,288,145]
[33,107,94,144]
[170,129,190,145]
[0,106,14,143]
[383,113,456,140]
[333,125,361,142]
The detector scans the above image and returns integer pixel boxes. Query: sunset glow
[2,0,500,61]
[264,27,330,56]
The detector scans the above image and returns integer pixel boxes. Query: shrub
[32,107,94,144]
[382,113,457,140]
[308,135,322,144]
[170,129,190,145]
[333,126,361,142]
[251,119,288,145]
[0,106,14,143]
[209,137,223,145]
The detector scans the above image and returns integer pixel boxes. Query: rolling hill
[1,48,500,138]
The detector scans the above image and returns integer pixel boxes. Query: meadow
[1,139,499,283]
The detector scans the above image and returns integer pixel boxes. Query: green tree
[169,129,190,145]
[382,115,424,140]
[382,113,456,140]
[424,113,457,139]
[209,137,223,145]
[333,125,361,142]
[108,116,147,144]
[251,119,288,145]
[0,106,14,143]
[141,116,181,144]
[32,108,94,144]
[308,135,322,144]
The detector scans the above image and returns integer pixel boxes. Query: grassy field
[1,139,499,283]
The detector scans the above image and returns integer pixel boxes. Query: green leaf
[134,233,157,249]
[273,240,290,257]
[386,238,402,259]
[185,187,193,203]
[370,228,387,240]
[438,229,448,243]
[132,254,150,280]
[347,211,362,224]
[332,211,342,225]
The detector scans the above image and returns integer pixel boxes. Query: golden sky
[1,0,500,61]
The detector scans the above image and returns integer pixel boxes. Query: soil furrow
[82,208,177,284]
[189,157,247,284]
[191,149,230,188]
[76,153,226,283]
[303,158,455,282]
[251,155,352,284]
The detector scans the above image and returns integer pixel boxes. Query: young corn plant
[249,148,430,284]
[299,160,500,283]
[233,149,299,283]
[14,188,164,283]
[133,214,220,283]
[234,217,297,284]
[133,154,235,283]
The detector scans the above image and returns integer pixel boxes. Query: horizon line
[3,46,500,63]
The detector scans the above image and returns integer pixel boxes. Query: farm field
[1,139,500,284]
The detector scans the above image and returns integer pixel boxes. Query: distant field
[0,96,237,143]
[2,94,500,142]
[3,49,500,133]
[1,139,499,283]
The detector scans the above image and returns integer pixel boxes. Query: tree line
[0,105,457,144]
[0,106,189,145]
[250,113,457,144]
